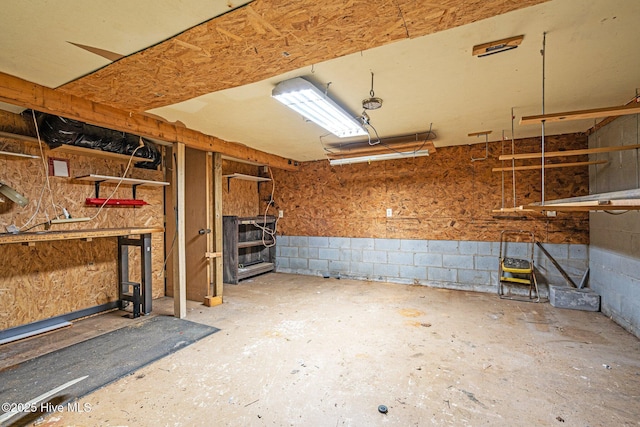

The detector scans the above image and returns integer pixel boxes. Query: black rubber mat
[0,316,218,426]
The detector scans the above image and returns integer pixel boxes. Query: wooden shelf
[85,198,148,206]
[0,227,164,246]
[0,131,153,163]
[530,188,640,205]
[238,239,275,249]
[54,144,154,163]
[223,215,276,284]
[75,174,169,199]
[75,174,169,187]
[238,218,276,225]
[496,189,640,213]
[525,199,640,212]
[237,262,275,281]
[520,102,640,125]
[498,144,640,161]
[222,173,271,182]
[222,173,271,192]
[492,160,607,172]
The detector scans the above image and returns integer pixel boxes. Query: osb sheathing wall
[0,111,165,330]
[265,134,589,244]
[222,160,262,217]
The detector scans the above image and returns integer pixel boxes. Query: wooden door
[165,147,212,302]
[184,147,212,301]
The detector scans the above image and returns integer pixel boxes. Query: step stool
[498,230,540,302]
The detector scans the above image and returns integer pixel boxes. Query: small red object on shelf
[85,198,148,206]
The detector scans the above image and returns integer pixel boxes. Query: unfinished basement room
[1,0,640,426]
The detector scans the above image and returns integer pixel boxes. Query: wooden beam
[498,144,640,161]
[520,102,640,125]
[173,142,187,319]
[0,72,298,171]
[492,160,607,172]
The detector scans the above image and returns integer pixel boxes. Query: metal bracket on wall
[222,173,271,193]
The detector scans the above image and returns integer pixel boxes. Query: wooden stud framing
[205,152,214,305]
[173,142,187,319]
[213,152,224,301]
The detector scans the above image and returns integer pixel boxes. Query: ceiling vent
[473,35,524,57]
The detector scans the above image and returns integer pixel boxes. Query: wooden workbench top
[0,227,164,245]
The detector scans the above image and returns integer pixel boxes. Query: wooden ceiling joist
[498,143,640,161]
[0,72,298,170]
[491,160,607,172]
[520,102,640,125]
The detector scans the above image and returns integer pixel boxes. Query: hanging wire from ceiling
[540,32,547,206]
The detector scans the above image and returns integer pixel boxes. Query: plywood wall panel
[222,160,262,217]
[265,134,589,244]
[0,112,165,330]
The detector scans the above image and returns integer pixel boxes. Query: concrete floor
[23,273,640,426]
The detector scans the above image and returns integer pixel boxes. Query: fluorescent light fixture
[329,150,430,166]
[272,77,367,138]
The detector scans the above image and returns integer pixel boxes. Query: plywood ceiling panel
[57,0,548,112]
[0,0,253,89]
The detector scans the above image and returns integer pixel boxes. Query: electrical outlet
[386,208,392,217]
[279,210,284,218]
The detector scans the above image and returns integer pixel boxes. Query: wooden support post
[173,142,187,319]
[204,153,222,307]
[213,153,224,300]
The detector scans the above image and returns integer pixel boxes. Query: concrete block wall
[588,114,640,337]
[275,236,588,295]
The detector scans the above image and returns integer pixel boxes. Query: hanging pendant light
[362,72,383,110]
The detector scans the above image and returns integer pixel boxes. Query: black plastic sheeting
[28,112,162,169]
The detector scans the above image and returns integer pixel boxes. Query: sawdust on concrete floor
[26,273,640,426]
